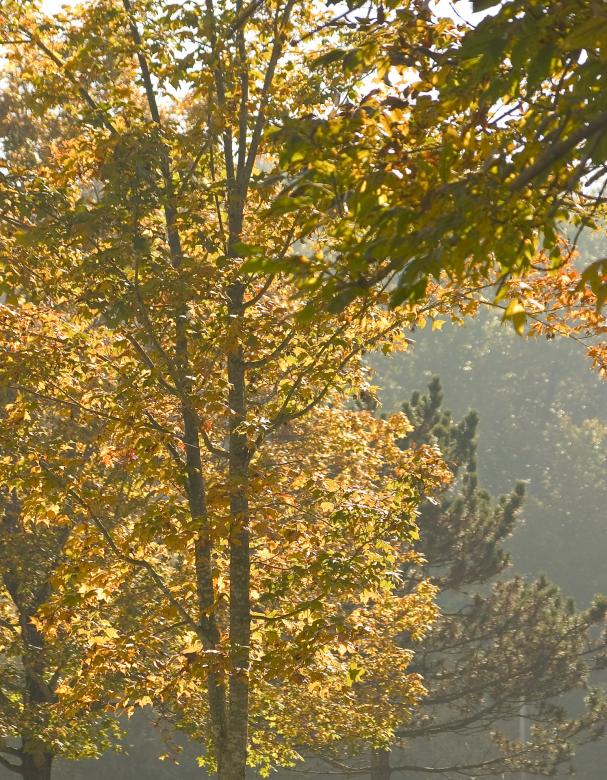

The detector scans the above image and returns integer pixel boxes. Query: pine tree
[305,378,607,780]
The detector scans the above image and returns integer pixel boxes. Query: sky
[41,0,486,23]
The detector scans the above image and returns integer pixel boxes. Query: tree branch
[38,463,201,640]
[18,28,118,135]
[511,110,607,192]
[235,0,250,186]
[243,0,296,187]
[245,327,296,369]
[205,0,236,185]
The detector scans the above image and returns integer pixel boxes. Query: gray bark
[224,277,250,780]
[371,749,392,780]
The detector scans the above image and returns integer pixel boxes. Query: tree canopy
[268,0,607,310]
[0,2,449,777]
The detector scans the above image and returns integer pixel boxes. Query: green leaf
[472,0,501,11]
[346,663,366,687]
[502,299,527,335]
[267,196,313,216]
[526,44,554,92]
[580,259,607,307]
[390,274,428,308]
[561,17,607,50]
[312,48,347,68]
[327,287,360,313]
[231,241,264,257]
[459,20,507,64]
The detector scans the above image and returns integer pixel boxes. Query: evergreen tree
[305,379,607,780]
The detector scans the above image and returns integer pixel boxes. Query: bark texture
[371,748,392,780]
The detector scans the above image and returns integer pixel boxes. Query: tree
[369,274,607,606]
[270,1,607,311]
[298,379,607,780]
[447,0,607,304]
[0,2,453,778]
[0,484,120,780]
[0,385,154,780]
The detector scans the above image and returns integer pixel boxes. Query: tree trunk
[2,492,57,780]
[20,750,53,780]
[20,610,55,780]
[224,278,250,780]
[370,748,392,780]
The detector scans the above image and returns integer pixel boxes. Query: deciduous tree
[272,1,607,310]
[0,471,120,780]
[0,3,452,778]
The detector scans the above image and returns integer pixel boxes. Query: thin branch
[472,296,597,352]
[63,482,201,637]
[18,28,118,136]
[242,223,298,310]
[245,327,296,369]
[235,0,250,186]
[143,411,185,467]
[129,280,183,388]
[511,110,607,192]
[205,0,236,186]
[209,120,227,243]
[390,750,538,777]
[229,0,265,34]
[294,746,540,777]
[35,459,199,638]
[122,0,162,125]
[243,0,297,187]
[123,333,179,396]
[10,383,133,426]
[290,1,367,46]
[259,311,400,442]
[121,0,184,269]
[243,274,276,309]
[177,135,213,198]
[200,428,229,459]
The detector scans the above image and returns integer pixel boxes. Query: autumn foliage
[0,1,606,779]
